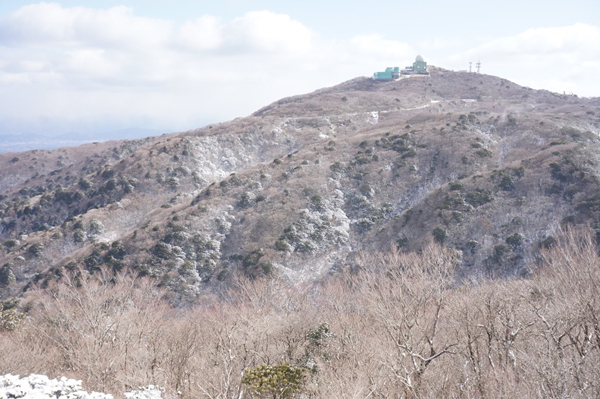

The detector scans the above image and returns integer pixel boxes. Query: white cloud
[0,3,414,131]
[62,49,120,77]
[444,23,600,96]
[174,11,316,55]
[176,15,223,51]
[0,2,172,48]
[0,4,315,54]
[350,34,413,59]
[224,11,315,55]
[475,23,600,58]
[0,3,597,141]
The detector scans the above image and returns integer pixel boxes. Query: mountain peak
[0,72,599,300]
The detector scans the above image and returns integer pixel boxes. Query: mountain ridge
[1,69,600,301]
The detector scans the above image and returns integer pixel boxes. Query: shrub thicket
[1,228,600,398]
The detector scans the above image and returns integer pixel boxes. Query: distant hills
[0,127,171,153]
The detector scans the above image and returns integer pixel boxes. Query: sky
[0,0,599,145]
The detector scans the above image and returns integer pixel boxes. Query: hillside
[1,69,600,301]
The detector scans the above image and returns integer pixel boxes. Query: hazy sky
[0,0,599,140]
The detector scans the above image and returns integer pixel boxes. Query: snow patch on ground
[124,386,163,399]
[370,111,379,124]
[0,374,112,399]
[0,374,164,399]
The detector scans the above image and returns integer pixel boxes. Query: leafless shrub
[2,231,600,398]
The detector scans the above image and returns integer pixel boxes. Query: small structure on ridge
[401,55,430,75]
[373,67,400,80]
[373,56,430,80]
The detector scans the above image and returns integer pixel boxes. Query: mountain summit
[1,70,599,300]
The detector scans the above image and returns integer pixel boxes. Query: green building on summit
[401,55,429,75]
[373,56,429,80]
[373,67,400,80]
[412,55,428,74]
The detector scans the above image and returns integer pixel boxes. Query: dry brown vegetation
[1,227,600,398]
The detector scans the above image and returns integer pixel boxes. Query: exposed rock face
[1,71,600,300]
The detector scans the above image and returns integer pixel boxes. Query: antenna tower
[476,60,481,74]
[469,62,472,73]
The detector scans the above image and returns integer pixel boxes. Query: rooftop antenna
[476,60,481,74]
[469,62,472,73]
